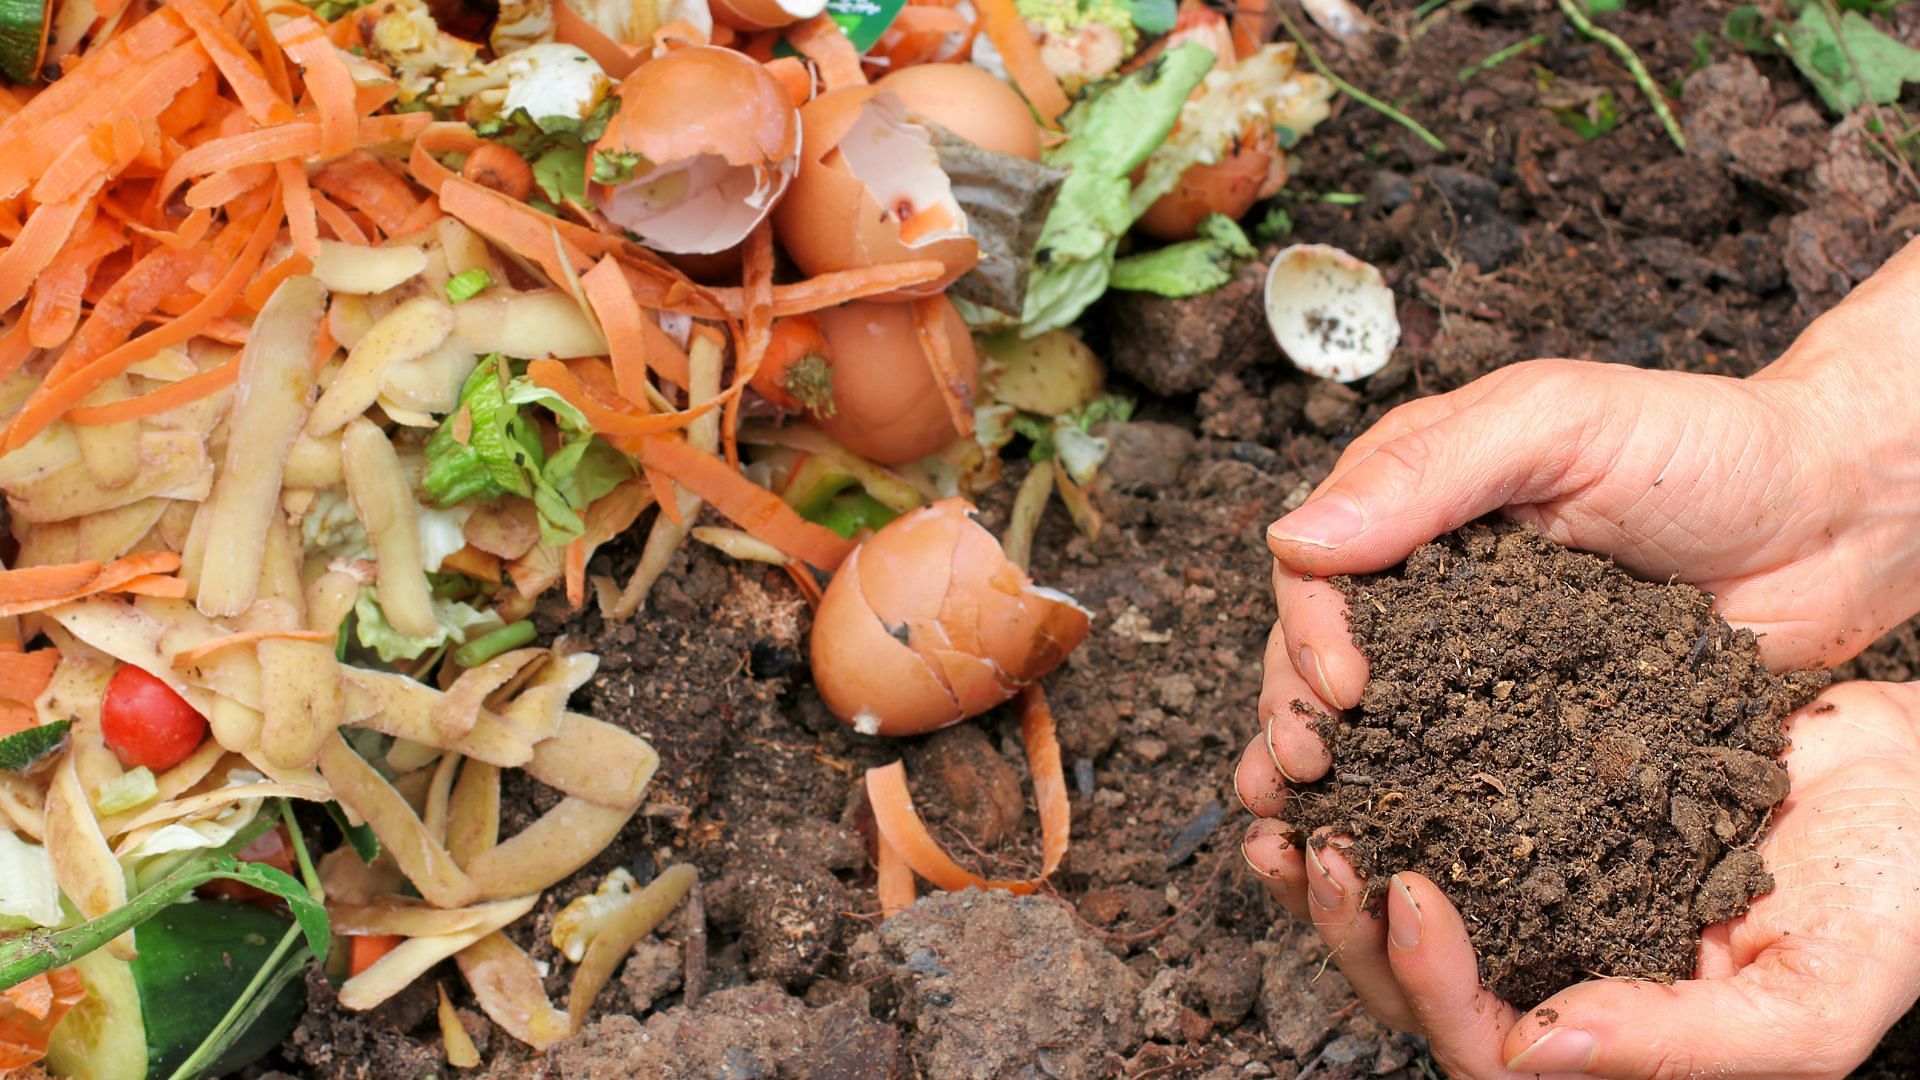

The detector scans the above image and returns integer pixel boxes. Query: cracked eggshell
[811,297,979,465]
[588,46,800,254]
[1137,123,1279,242]
[874,63,1041,161]
[810,500,1091,736]
[773,87,980,298]
[1264,244,1400,383]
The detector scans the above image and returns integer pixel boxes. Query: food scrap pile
[0,0,1335,1072]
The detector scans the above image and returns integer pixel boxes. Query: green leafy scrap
[1124,0,1178,34]
[1781,5,1920,112]
[325,802,381,864]
[473,98,621,205]
[592,150,642,185]
[445,269,493,303]
[0,721,70,772]
[1109,214,1257,298]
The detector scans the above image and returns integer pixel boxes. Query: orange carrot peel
[0,553,190,618]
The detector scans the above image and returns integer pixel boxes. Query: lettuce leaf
[423,358,634,545]
[353,589,504,663]
[0,830,62,928]
[1109,213,1256,297]
[1020,44,1216,336]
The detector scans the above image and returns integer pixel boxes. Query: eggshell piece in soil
[772,87,979,297]
[874,63,1042,161]
[709,0,826,30]
[1264,243,1400,383]
[1136,124,1281,242]
[589,46,800,254]
[811,297,979,465]
[810,499,1091,736]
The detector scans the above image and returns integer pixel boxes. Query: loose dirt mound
[1291,522,1828,1003]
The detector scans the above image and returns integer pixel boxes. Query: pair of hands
[1237,239,1920,1079]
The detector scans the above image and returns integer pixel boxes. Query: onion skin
[810,500,1090,736]
[1137,124,1280,242]
[810,298,978,465]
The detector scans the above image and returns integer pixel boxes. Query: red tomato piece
[100,664,209,771]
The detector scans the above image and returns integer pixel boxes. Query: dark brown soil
[278,0,1920,1075]
[1289,522,1827,1004]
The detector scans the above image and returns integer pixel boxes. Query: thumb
[1501,950,1882,1079]
[1266,374,1607,577]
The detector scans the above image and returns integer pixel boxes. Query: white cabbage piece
[0,830,65,928]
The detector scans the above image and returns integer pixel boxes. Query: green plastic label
[773,0,905,56]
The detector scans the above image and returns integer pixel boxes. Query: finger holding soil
[1288,520,1828,1006]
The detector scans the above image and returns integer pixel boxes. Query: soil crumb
[1292,521,1827,1004]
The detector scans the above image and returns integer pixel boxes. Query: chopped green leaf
[1547,88,1621,139]
[325,802,382,864]
[1254,204,1294,243]
[1723,5,1777,52]
[0,720,70,772]
[531,144,588,205]
[1781,5,1920,113]
[591,150,643,185]
[95,767,158,815]
[445,268,494,303]
[472,99,621,206]
[1124,0,1178,34]
[1021,43,1217,336]
[1110,214,1255,298]
[808,491,899,539]
[354,590,503,663]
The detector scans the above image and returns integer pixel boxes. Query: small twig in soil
[1554,0,1686,153]
[683,879,708,1007]
[1458,32,1546,82]
[1276,5,1449,153]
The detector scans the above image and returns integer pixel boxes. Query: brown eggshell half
[589,46,801,254]
[809,500,1091,736]
[811,297,979,466]
[772,86,979,298]
[709,0,826,30]
[874,63,1042,161]
[1136,123,1280,242]
[810,541,963,735]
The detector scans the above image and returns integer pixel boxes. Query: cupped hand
[1256,235,1920,786]
[1241,680,1920,1080]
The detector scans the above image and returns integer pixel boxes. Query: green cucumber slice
[0,0,48,84]
[43,900,307,1079]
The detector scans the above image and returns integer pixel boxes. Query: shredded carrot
[749,315,830,413]
[0,649,61,705]
[782,561,823,609]
[460,143,536,203]
[787,15,867,90]
[174,0,291,124]
[636,434,854,571]
[12,191,282,445]
[765,56,815,107]
[912,296,974,438]
[0,552,187,618]
[46,246,201,383]
[0,192,93,315]
[725,223,777,467]
[563,538,587,611]
[864,685,1070,894]
[160,113,429,204]
[187,163,275,209]
[972,0,1069,126]
[875,830,917,917]
[0,702,33,739]
[708,260,948,318]
[0,968,86,1071]
[276,16,358,161]
[349,934,404,977]
[312,151,421,237]
[171,628,333,670]
[27,217,127,350]
[244,252,314,311]
[310,188,370,244]
[642,464,682,526]
[115,575,193,600]
[279,159,321,256]
[439,179,592,296]
[0,321,34,383]
[580,257,653,411]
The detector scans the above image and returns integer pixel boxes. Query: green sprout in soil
[1555,0,1688,151]
[1459,32,1547,82]
[1274,6,1449,153]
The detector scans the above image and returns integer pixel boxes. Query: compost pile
[1291,521,1829,1004]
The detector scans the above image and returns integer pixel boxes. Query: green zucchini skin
[0,0,46,83]
[132,900,308,1079]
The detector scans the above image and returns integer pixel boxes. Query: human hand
[1257,235,1920,786]
[1240,680,1920,1080]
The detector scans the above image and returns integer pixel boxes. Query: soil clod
[1291,521,1827,1005]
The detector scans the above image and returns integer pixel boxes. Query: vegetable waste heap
[0,0,1337,1071]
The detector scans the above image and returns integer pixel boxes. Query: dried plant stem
[1459,32,1546,82]
[1276,6,1449,153]
[1554,0,1686,152]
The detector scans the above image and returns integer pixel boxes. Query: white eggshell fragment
[1263,244,1400,383]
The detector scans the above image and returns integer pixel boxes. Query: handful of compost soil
[1291,521,1828,1005]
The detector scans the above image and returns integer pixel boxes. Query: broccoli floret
[1016,0,1139,48]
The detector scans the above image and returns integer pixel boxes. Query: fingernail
[1270,495,1366,550]
[1263,723,1305,785]
[1240,820,1293,879]
[1241,839,1279,879]
[1387,874,1422,950]
[1305,844,1345,910]
[1506,1028,1599,1072]
[1298,645,1340,709]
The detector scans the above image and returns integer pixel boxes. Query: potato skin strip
[864,685,1070,895]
